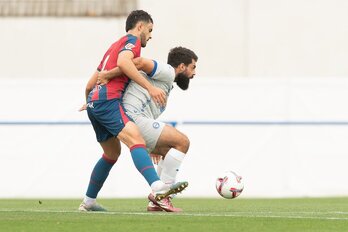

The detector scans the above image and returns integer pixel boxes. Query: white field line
[1,209,348,220]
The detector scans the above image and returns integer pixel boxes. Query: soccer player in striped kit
[79,10,188,211]
[96,47,198,212]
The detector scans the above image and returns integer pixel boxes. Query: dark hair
[125,10,153,32]
[167,47,198,68]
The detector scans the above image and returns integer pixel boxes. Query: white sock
[83,196,96,206]
[160,149,185,184]
[157,159,163,176]
[150,180,168,192]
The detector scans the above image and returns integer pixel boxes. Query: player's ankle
[150,180,169,192]
[83,196,96,206]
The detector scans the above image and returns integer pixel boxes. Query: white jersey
[123,60,175,120]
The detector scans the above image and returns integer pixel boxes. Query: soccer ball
[215,171,244,199]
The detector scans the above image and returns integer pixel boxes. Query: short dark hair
[125,10,153,32]
[167,47,198,68]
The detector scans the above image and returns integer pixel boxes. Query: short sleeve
[119,35,141,58]
[150,61,175,82]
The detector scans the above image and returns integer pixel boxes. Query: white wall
[247,0,348,77]
[0,18,125,80]
[1,77,348,198]
[0,0,347,79]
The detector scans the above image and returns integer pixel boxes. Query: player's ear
[136,21,143,31]
[178,63,186,72]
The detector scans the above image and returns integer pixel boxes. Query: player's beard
[175,73,190,90]
[140,32,147,47]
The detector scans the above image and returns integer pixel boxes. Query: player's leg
[152,124,190,185]
[80,101,122,211]
[82,137,121,207]
[91,99,186,196]
[131,118,188,212]
[88,137,121,195]
[152,124,190,154]
[128,117,171,211]
[117,121,163,190]
[130,117,165,178]
[117,119,188,200]
[147,125,190,212]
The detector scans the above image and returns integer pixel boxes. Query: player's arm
[85,71,98,101]
[134,57,156,74]
[117,50,166,106]
[98,57,155,85]
[78,70,98,111]
[97,67,124,85]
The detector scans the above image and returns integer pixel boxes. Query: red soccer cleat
[148,194,182,212]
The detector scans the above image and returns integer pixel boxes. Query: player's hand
[78,104,87,112]
[150,154,163,165]
[148,86,166,107]
[97,71,110,85]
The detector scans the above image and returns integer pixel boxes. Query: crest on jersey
[124,43,135,50]
[152,122,160,129]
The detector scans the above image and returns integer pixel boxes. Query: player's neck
[127,30,141,39]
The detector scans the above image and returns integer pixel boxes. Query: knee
[179,134,190,153]
[104,152,120,162]
[114,146,121,156]
[118,122,146,148]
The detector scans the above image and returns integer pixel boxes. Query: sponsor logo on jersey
[124,43,135,50]
[152,122,160,129]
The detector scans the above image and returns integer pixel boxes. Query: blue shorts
[87,99,132,142]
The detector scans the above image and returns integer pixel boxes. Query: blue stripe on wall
[1,121,348,126]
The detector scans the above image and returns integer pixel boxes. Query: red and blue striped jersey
[88,34,141,102]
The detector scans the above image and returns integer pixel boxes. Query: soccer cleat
[146,201,164,212]
[154,181,188,201]
[78,202,107,212]
[148,195,182,212]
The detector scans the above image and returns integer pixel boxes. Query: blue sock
[86,154,116,198]
[130,144,160,186]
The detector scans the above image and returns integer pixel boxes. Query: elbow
[86,86,93,93]
[133,57,143,70]
[86,82,95,92]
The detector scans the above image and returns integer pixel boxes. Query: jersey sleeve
[119,35,141,58]
[148,61,175,82]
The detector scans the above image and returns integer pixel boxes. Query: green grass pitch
[1,198,348,232]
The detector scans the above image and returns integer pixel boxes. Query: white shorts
[133,116,165,153]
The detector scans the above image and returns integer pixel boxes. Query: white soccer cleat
[78,202,107,212]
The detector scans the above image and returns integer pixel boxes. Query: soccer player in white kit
[98,47,198,212]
